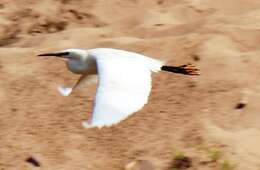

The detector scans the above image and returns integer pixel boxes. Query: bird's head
[38,48,88,60]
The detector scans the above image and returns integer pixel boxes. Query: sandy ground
[1,0,260,170]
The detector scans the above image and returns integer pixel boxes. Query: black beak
[38,52,69,57]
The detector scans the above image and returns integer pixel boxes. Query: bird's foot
[58,86,73,96]
[178,64,200,75]
[82,121,92,129]
[82,121,104,129]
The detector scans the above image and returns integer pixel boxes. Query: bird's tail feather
[58,86,73,96]
[161,64,200,75]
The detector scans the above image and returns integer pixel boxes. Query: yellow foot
[179,64,200,75]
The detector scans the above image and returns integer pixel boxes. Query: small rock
[235,102,246,109]
[172,156,192,169]
[0,4,4,9]
[11,108,17,112]
[191,54,200,61]
[157,0,164,5]
[26,156,40,167]
[154,23,164,26]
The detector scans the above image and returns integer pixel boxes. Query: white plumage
[85,49,162,128]
[38,48,198,128]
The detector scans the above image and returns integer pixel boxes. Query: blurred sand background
[1,0,260,169]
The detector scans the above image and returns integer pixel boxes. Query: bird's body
[38,48,199,128]
[66,48,161,75]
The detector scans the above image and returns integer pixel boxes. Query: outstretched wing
[83,49,163,128]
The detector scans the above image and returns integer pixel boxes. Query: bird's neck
[66,59,88,74]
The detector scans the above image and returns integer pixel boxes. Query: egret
[38,48,199,128]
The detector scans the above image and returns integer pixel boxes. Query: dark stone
[172,156,192,169]
[235,102,246,109]
[26,156,40,167]
[191,54,200,61]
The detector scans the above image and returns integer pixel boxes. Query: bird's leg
[72,74,88,91]
[58,74,92,96]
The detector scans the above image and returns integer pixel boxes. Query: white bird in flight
[38,48,199,128]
